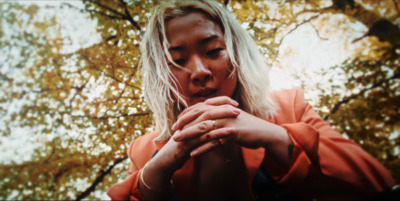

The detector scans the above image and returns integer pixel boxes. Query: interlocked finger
[204,96,239,107]
[197,127,234,145]
[190,139,222,156]
[174,120,218,141]
[179,96,238,118]
[190,128,234,157]
[173,104,240,131]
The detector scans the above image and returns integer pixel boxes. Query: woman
[107,1,394,200]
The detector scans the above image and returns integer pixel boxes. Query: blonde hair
[140,0,275,141]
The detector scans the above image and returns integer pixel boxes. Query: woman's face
[166,12,238,107]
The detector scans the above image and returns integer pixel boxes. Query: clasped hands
[172,96,270,157]
[143,96,292,193]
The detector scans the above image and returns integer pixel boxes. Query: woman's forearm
[138,158,174,200]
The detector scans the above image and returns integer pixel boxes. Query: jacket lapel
[241,147,265,186]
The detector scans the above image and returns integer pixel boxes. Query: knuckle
[193,108,201,115]
[215,129,226,138]
[198,122,207,130]
[223,105,231,110]
[202,111,212,119]
[192,102,203,108]
[173,149,182,160]
[204,132,212,140]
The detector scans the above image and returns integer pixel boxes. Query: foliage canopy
[0,0,399,199]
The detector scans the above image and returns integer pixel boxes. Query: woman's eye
[174,59,185,65]
[168,59,185,66]
[207,48,222,56]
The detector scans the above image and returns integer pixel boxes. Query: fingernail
[232,109,240,115]
[173,130,181,141]
[232,100,239,106]
[190,150,199,156]
[172,122,177,130]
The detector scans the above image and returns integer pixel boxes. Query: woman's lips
[193,89,217,101]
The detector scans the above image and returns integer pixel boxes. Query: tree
[0,0,398,199]
[0,1,154,199]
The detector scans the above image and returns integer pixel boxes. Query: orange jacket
[107,88,394,200]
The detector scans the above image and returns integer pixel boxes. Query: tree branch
[75,156,128,201]
[70,112,151,120]
[118,0,143,35]
[60,2,86,14]
[310,23,328,40]
[63,2,125,20]
[275,15,320,57]
[86,0,125,18]
[324,69,400,120]
[284,15,319,40]
[78,52,142,90]
[87,9,126,20]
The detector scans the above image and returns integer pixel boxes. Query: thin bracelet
[140,163,153,191]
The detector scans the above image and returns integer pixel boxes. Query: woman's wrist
[140,161,173,193]
[138,159,175,201]
[261,124,293,170]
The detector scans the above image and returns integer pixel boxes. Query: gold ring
[219,138,226,145]
[212,120,217,130]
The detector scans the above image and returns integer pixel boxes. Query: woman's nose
[189,56,212,84]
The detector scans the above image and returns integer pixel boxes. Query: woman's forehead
[165,12,223,45]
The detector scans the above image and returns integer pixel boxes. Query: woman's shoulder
[269,88,307,123]
[127,131,160,167]
[270,88,305,104]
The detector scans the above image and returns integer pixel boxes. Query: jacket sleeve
[266,88,395,199]
[107,137,155,200]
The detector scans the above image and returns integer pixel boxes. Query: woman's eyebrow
[200,35,219,45]
[168,35,220,52]
[168,46,184,52]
